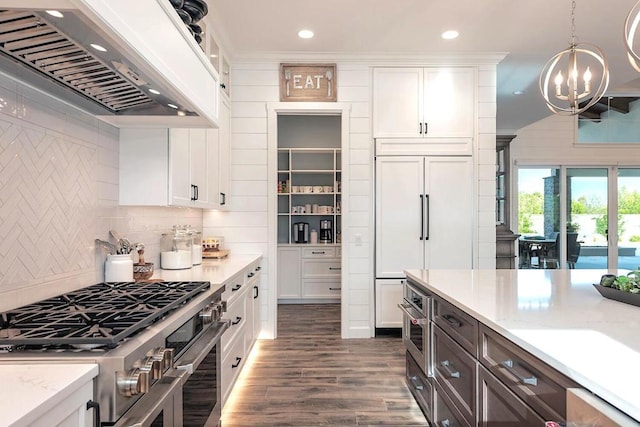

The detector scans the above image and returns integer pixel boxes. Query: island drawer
[433,378,472,427]
[433,324,476,426]
[406,351,433,420]
[433,296,478,357]
[479,324,578,423]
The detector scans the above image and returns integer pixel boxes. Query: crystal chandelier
[539,0,609,115]
[624,0,640,72]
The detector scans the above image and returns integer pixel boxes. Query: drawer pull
[442,314,463,328]
[501,359,538,386]
[398,303,427,325]
[409,375,424,391]
[255,266,262,271]
[232,316,242,325]
[440,360,460,379]
[328,267,341,271]
[232,284,241,292]
[438,420,451,427]
[232,357,242,368]
[312,251,326,254]
[247,272,255,278]
[329,287,341,291]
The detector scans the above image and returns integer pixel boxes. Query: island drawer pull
[440,360,460,379]
[232,316,242,325]
[502,359,538,386]
[232,357,242,368]
[442,314,463,328]
[409,375,424,391]
[438,420,451,427]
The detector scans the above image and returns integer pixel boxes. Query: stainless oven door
[113,371,185,427]
[174,320,229,427]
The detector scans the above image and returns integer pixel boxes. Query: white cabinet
[206,97,231,210]
[277,245,341,302]
[375,279,404,328]
[220,257,263,406]
[375,156,473,278]
[120,126,226,209]
[373,67,475,155]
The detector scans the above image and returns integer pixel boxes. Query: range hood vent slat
[0,10,155,113]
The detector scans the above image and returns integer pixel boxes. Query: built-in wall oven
[398,279,432,375]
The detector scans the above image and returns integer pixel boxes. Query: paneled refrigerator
[374,156,474,327]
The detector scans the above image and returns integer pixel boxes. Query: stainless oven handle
[112,375,182,427]
[398,303,427,325]
[174,320,230,375]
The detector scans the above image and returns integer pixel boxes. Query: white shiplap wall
[203,57,500,339]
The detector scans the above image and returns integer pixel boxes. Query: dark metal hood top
[0,1,219,128]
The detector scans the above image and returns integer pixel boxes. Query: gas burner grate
[0,281,210,348]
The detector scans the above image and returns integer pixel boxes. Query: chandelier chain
[570,0,577,45]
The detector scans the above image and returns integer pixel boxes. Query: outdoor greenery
[518,188,640,236]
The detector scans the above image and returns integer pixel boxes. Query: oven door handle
[112,374,183,427]
[398,303,427,325]
[174,320,230,375]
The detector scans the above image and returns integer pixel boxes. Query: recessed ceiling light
[298,29,314,39]
[46,10,64,18]
[90,43,107,52]
[168,103,179,109]
[513,90,527,95]
[441,30,459,40]
[149,89,161,95]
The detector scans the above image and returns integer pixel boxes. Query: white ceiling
[208,0,640,133]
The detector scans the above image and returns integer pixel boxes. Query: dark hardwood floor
[221,304,428,426]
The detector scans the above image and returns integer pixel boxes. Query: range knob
[151,347,175,372]
[139,356,162,380]
[117,368,150,397]
[200,304,215,324]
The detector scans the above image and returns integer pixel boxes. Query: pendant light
[539,0,609,115]
[624,0,640,72]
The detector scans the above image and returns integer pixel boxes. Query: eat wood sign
[280,63,337,102]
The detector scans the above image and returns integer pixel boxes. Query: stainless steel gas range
[0,280,229,426]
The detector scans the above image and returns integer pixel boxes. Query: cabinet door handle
[501,360,538,386]
[328,267,341,271]
[86,401,101,427]
[312,251,325,254]
[442,314,463,328]
[419,122,423,134]
[232,284,241,291]
[232,357,242,368]
[232,316,242,325]
[191,184,197,201]
[440,360,460,379]
[194,185,199,200]
[329,287,341,291]
[424,194,429,240]
[419,194,424,240]
[424,122,428,135]
[220,192,226,205]
[253,285,259,299]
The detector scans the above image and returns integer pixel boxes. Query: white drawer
[301,247,336,258]
[221,272,246,305]
[221,329,246,403]
[302,280,341,298]
[222,296,247,352]
[301,259,341,277]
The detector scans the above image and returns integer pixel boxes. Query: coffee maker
[293,222,309,243]
[319,220,333,243]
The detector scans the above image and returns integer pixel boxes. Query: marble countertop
[404,268,640,422]
[0,363,98,427]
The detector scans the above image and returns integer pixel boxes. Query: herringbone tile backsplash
[0,76,202,311]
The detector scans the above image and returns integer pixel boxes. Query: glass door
[565,168,609,269]
[617,168,640,270]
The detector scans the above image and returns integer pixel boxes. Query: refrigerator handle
[424,194,430,240]
[419,194,424,240]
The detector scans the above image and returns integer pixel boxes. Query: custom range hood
[0,1,219,127]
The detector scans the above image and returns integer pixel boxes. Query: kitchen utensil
[326,69,333,97]
[95,239,117,255]
[285,69,291,96]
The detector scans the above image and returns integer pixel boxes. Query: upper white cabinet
[373,67,475,155]
[120,126,226,209]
